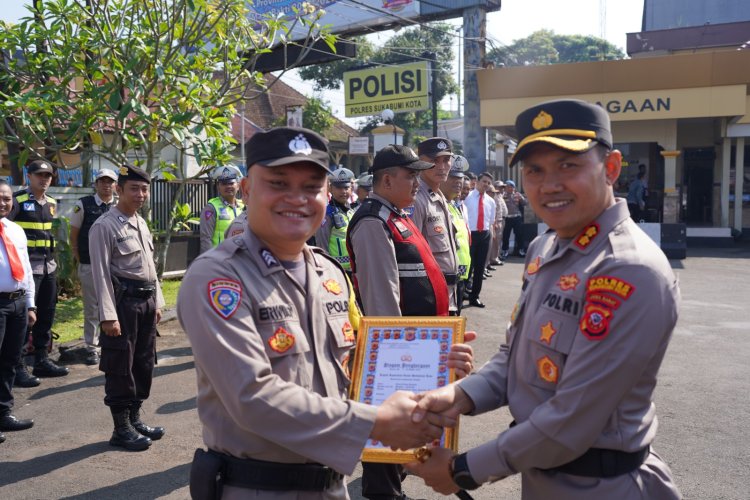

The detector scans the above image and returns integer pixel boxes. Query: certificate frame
[349,316,466,463]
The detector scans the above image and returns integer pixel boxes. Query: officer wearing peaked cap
[89,163,166,451]
[407,99,681,499]
[412,137,459,314]
[315,167,356,272]
[179,128,454,499]
[199,165,245,255]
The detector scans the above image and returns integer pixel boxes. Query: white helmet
[212,165,242,182]
[330,167,355,185]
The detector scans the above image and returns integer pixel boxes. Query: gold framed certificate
[349,316,466,463]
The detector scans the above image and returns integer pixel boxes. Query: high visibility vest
[209,197,244,247]
[326,202,354,271]
[347,198,449,317]
[447,202,471,280]
[12,190,57,261]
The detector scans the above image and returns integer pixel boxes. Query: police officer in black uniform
[10,160,69,386]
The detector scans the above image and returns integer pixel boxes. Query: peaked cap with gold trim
[510,99,613,167]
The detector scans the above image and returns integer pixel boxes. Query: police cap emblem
[289,134,313,156]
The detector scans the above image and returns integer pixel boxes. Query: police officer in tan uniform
[413,137,459,313]
[177,127,453,500]
[199,165,244,254]
[89,165,165,452]
[407,99,681,499]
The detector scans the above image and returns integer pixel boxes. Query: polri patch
[208,279,242,319]
[575,223,599,249]
[323,279,342,295]
[268,326,295,353]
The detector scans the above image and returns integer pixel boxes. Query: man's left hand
[27,310,37,328]
[447,331,476,379]
[156,308,162,324]
[404,447,460,495]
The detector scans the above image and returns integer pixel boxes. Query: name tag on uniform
[23,202,35,212]
[218,208,230,220]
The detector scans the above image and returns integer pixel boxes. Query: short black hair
[478,172,494,182]
[465,172,477,180]
[373,166,400,187]
[637,171,646,180]
[0,179,10,189]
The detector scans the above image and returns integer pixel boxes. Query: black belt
[0,290,25,300]
[505,215,522,219]
[508,421,649,478]
[117,277,156,299]
[443,272,458,286]
[545,446,650,478]
[215,451,343,491]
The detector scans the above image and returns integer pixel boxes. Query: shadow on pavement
[0,442,110,487]
[157,396,197,415]
[157,346,193,359]
[59,462,190,500]
[154,360,195,377]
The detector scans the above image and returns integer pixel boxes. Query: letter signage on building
[344,61,431,118]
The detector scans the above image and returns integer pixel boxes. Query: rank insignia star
[540,321,557,345]
[322,279,342,295]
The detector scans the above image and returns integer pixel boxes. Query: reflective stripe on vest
[447,203,471,280]
[327,204,354,271]
[15,221,53,230]
[347,198,449,316]
[209,197,244,247]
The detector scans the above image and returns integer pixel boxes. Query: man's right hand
[370,391,456,450]
[412,383,475,424]
[101,320,121,337]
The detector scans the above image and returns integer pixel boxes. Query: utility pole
[463,6,487,173]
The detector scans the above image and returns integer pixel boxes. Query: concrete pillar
[660,150,681,223]
[734,137,745,231]
[462,6,486,174]
[721,136,731,227]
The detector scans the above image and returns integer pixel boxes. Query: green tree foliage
[299,23,458,137]
[302,96,336,134]
[487,29,625,67]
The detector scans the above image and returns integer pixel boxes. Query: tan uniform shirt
[411,177,458,309]
[459,200,680,499]
[223,212,247,240]
[89,206,165,322]
[348,194,403,317]
[177,229,377,496]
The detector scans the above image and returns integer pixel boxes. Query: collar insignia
[117,215,127,223]
[575,223,600,249]
[259,248,279,268]
[532,110,553,130]
[289,134,312,155]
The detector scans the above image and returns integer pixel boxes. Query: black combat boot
[129,402,165,441]
[32,354,69,378]
[109,407,151,451]
[14,361,40,387]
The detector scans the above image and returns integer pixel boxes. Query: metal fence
[150,179,215,232]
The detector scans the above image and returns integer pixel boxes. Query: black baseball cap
[418,137,453,158]
[246,127,331,173]
[510,99,613,167]
[117,164,151,184]
[370,145,434,172]
[27,160,55,175]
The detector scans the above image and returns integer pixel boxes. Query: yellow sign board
[344,61,431,118]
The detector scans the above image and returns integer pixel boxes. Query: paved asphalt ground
[0,245,748,499]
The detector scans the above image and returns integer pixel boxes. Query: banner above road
[344,61,431,118]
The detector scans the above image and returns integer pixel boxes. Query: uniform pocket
[425,224,451,253]
[99,333,130,375]
[116,238,142,270]
[525,314,577,392]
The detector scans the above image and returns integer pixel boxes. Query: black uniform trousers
[501,216,524,254]
[362,462,406,499]
[0,296,28,415]
[468,230,491,301]
[29,270,57,357]
[100,294,157,409]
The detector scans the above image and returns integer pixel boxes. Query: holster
[111,275,125,305]
[190,448,224,500]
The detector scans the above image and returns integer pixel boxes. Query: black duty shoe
[14,369,41,388]
[33,358,69,377]
[469,299,486,308]
[483,271,492,279]
[0,414,34,432]
[491,258,503,266]
[486,265,497,271]
[0,431,5,443]
[84,351,100,366]
[110,408,151,451]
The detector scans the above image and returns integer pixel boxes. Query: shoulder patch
[579,303,613,341]
[587,275,635,300]
[208,279,242,319]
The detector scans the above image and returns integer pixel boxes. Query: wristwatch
[27,307,37,312]
[451,452,480,491]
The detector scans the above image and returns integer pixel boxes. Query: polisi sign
[344,61,431,118]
